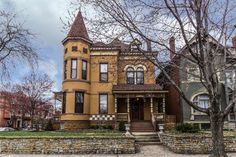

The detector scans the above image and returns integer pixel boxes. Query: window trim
[99,63,108,82]
[82,60,87,80]
[99,93,108,114]
[74,91,84,114]
[71,58,77,79]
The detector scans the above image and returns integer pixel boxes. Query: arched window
[136,67,144,84]
[127,67,135,84]
[192,94,209,114]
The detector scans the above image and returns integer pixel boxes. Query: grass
[0,129,124,137]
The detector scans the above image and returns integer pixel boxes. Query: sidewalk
[1,145,236,157]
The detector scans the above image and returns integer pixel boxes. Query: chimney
[169,36,175,59]
[232,36,236,48]
[147,39,152,51]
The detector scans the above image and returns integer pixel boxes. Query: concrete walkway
[1,145,236,157]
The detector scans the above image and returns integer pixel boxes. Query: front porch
[113,86,175,132]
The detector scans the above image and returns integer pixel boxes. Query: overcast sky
[0,0,73,91]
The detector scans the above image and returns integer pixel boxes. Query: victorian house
[163,35,236,130]
[60,12,171,131]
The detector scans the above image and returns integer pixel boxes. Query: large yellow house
[60,11,168,131]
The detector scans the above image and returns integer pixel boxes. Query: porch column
[114,95,117,113]
[127,95,130,123]
[163,95,166,113]
[150,97,153,113]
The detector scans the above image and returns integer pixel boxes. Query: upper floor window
[72,46,78,52]
[75,92,84,113]
[187,67,200,81]
[82,60,87,80]
[127,67,135,84]
[99,94,108,114]
[192,94,209,115]
[136,67,144,84]
[64,60,67,80]
[100,63,108,82]
[71,59,77,79]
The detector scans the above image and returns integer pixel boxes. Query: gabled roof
[62,11,92,44]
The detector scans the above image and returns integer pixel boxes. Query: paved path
[1,145,236,157]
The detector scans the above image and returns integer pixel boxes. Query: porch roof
[113,84,167,93]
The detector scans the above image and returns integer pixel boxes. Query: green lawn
[0,129,124,137]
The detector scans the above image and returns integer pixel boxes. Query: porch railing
[116,113,128,122]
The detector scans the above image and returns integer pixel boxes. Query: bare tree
[16,71,54,128]
[0,10,38,81]
[69,0,236,156]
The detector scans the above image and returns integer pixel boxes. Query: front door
[131,98,144,121]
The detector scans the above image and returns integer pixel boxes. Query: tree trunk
[210,113,227,157]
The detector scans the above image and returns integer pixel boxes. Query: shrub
[90,125,113,130]
[176,123,200,133]
[89,125,99,129]
[45,119,54,131]
[105,125,113,130]
[119,121,126,132]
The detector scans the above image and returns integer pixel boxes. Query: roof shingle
[67,11,90,40]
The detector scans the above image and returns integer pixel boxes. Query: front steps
[130,121,161,145]
[131,121,154,132]
[132,132,161,145]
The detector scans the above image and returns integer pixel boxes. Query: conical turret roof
[63,11,92,44]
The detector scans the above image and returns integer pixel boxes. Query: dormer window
[127,67,135,84]
[72,46,78,52]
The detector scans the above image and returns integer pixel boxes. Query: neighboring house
[162,35,236,129]
[59,11,171,131]
[0,91,54,129]
[0,92,30,128]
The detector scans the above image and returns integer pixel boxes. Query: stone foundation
[0,136,135,154]
[159,133,236,154]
